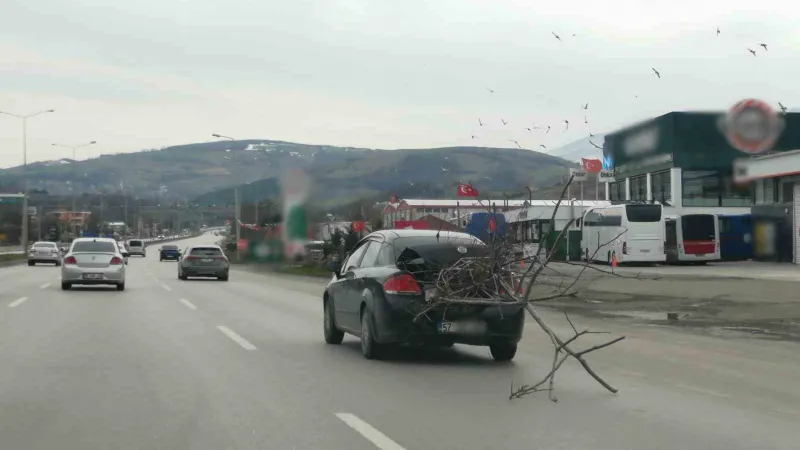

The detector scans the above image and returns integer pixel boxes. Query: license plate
[437,320,487,335]
[696,253,706,257]
[83,273,103,280]
[640,249,650,253]
[202,258,213,263]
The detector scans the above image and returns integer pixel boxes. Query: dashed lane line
[39,283,51,289]
[161,283,172,292]
[674,384,731,399]
[8,297,28,308]
[216,326,257,351]
[179,298,197,310]
[335,413,407,450]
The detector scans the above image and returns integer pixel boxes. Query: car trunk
[72,253,116,268]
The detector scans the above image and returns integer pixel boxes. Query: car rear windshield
[190,247,223,256]
[682,215,716,241]
[392,236,488,281]
[625,205,662,223]
[129,240,143,246]
[33,242,56,248]
[162,245,178,250]
[72,241,117,253]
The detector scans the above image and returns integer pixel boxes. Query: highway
[0,233,798,449]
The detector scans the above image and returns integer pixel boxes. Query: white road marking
[161,284,172,292]
[675,384,730,398]
[216,326,257,351]
[335,413,407,450]
[8,297,28,308]
[39,283,51,289]
[179,298,197,310]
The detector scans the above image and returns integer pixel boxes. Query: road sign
[718,98,785,155]
[569,168,588,182]
[0,194,24,205]
[237,238,247,251]
[27,207,37,216]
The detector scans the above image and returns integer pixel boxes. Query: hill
[0,140,574,207]
[546,135,605,163]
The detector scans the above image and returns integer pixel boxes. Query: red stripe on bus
[684,240,715,254]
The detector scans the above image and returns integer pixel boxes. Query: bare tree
[413,176,628,402]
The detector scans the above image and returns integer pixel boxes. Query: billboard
[569,168,588,182]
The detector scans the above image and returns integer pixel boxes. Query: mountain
[190,146,574,207]
[546,135,605,163]
[0,140,574,208]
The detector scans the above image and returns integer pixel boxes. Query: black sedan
[159,245,181,261]
[323,229,524,361]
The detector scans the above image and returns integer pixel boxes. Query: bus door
[680,215,718,260]
[665,218,678,262]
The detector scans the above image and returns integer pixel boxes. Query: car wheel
[117,283,125,291]
[28,261,34,266]
[178,271,187,280]
[61,282,71,290]
[159,257,163,261]
[218,275,229,281]
[323,299,344,345]
[55,261,61,266]
[489,342,518,362]
[360,309,384,360]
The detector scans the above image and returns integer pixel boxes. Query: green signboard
[0,195,24,205]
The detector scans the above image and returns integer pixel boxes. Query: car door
[336,241,372,331]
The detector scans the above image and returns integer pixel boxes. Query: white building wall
[755,179,765,205]
[670,168,682,207]
[625,178,631,200]
[795,184,800,264]
[646,173,653,202]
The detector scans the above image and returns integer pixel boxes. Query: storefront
[603,111,800,216]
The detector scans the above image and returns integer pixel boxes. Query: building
[382,199,529,228]
[603,111,800,216]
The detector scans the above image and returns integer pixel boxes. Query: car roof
[33,241,57,245]
[367,229,480,242]
[73,237,116,243]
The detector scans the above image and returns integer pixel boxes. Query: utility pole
[254,200,259,227]
[235,186,241,261]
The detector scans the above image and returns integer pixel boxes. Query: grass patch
[275,264,331,278]
[0,253,26,263]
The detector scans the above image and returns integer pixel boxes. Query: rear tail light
[184,255,200,261]
[64,256,77,265]
[383,274,421,295]
[622,242,627,255]
[110,256,123,265]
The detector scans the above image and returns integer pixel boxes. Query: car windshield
[392,236,488,282]
[129,240,143,246]
[190,247,223,256]
[72,241,117,253]
[33,243,56,248]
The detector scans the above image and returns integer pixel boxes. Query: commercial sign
[569,168,588,182]
[616,153,673,176]
[598,170,616,183]
[623,126,659,157]
[718,99,784,155]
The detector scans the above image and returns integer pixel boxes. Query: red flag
[457,183,479,197]
[352,221,365,232]
[582,158,602,173]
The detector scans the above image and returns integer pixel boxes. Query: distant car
[126,239,145,257]
[177,245,229,281]
[28,241,61,266]
[322,229,524,361]
[117,241,130,264]
[159,244,181,261]
[61,237,127,291]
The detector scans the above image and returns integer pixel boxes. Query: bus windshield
[682,215,715,240]
[625,205,662,222]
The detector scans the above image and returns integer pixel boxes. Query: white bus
[664,214,720,264]
[581,203,666,264]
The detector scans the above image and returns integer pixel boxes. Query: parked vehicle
[718,214,753,261]
[665,214,721,264]
[177,245,229,281]
[28,241,62,266]
[61,238,127,291]
[159,244,181,261]
[322,229,524,361]
[581,203,666,264]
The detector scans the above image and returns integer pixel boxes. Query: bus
[718,214,753,261]
[664,214,720,264]
[581,203,666,264]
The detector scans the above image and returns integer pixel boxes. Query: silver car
[177,245,230,281]
[61,238,127,291]
[28,241,62,266]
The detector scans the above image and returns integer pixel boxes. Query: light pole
[213,133,241,261]
[0,109,55,252]
[52,141,97,235]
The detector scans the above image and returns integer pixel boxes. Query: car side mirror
[326,260,342,273]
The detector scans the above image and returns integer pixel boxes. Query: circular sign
[719,99,784,154]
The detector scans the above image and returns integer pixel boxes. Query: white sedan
[61,237,127,291]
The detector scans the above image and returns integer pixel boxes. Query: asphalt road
[1,233,798,449]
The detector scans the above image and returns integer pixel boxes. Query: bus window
[682,215,716,241]
[625,205,662,222]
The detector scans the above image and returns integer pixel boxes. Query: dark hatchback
[159,245,181,261]
[323,229,524,361]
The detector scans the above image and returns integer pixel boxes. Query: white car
[126,239,146,257]
[28,241,62,266]
[61,238,127,291]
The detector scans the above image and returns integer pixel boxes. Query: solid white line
[216,326,257,351]
[8,297,28,308]
[39,283,51,289]
[675,384,730,398]
[179,298,197,310]
[161,284,172,292]
[335,413,407,450]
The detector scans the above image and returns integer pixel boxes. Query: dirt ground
[528,262,800,342]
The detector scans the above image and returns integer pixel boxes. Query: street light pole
[52,141,97,235]
[213,133,241,261]
[0,109,54,252]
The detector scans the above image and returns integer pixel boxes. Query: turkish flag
[351,221,365,232]
[582,158,602,173]
[457,183,479,197]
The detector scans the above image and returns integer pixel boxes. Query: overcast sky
[0,0,797,167]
